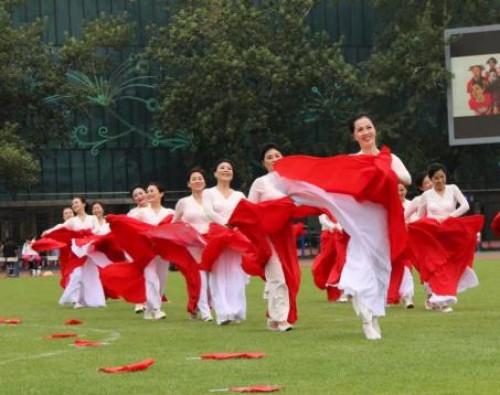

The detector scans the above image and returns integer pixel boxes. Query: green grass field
[1,259,499,395]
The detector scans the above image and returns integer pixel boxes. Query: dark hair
[91,201,105,213]
[213,158,236,173]
[427,162,447,179]
[259,143,281,162]
[187,166,206,182]
[348,113,373,133]
[147,182,166,204]
[72,196,86,205]
[414,171,429,190]
[147,182,165,194]
[62,206,73,212]
[129,184,146,197]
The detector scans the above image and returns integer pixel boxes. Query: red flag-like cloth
[229,385,282,393]
[229,197,322,324]
[99,358,155,374]
[32,228,91,288]
[407,215,484,296]
[64,319,83,325]
[311,230,349,302]
[200,352,266,360]
[274,147,406,261]
[492,212,500,236]
[386,249,412,305]
[45,333,78,339]
[200,223,253,272]
[104,215,200,312]
[74,339,101,347]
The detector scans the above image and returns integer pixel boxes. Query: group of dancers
[33,114,498,340]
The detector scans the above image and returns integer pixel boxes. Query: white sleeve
[173,199,184,223]
[450,185,470,218]
[202,190,226,225]
[247,179,262,203]
[391,154,412,185]
[404,197,420,222]
[416,194,427,219]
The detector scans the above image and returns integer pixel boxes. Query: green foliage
[147,0,359,185]
[362,0,500,186]
[0,3,135,192]
[0,122,40,191]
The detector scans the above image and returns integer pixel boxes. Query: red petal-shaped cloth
[2,319,22,325]
[200,224,253,272]
[201,352,265,360]
[32,237,66,251]
[99,262,146,304]
[312,230,349,302]
[99,358,155,373]
[492,212,500,236]
[64,319,83,325]
[408,215,484,296]
[274,147,406,261]
[145,222,206,248]
[229,385,281,393]
[46,333,78,339]
[74,339,101,347]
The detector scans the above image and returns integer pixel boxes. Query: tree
[0,1,135,191]
[147,0,359,185]
[361,0,500,187]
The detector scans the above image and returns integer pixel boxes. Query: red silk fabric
[99,358,155,374]
[274,147,407,261]
[311,230,349,302]
[492,212,500,236]
[407,215,484,297]
[200,352,266,360]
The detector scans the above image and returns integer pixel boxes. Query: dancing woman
[202,160,247,325]
[409,163,484,312]
[174,168,213,322]
[274,114,411,340]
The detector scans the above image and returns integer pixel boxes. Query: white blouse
[202,187,245,225]
[356,151,411,185]
[65,214,99,232]
[418,184,470,220]
[404,195,423,223]
[128,206,175,225]
[248,172,287,203]
[174,195,210,234]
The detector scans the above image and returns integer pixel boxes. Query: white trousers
[264,248,289,323]
[209,250,247,324]
[59,262,106,307]
[399,266,414,300]
[188,245,212,320]
[144,256,169,311]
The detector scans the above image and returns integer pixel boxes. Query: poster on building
[445,24,500,145]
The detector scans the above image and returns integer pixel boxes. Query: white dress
[129,206,175,312]
[248,172,290,323]
[202,187,247,324]
[398,199,414,301]
[58,215,106,308]
[279,152,410,318]
[174,195,212,320]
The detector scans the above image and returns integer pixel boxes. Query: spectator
[4,239,20,278]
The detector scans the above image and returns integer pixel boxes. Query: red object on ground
[74,339,101,347]
[98,358,155,373]
[229,385,282,393]
[201,352,266,360]
[1,318,22,325]
[46,333,78,339]
[64,319,83,325]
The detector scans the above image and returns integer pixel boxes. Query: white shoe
[372,317,381,337]
[338,294,349,303]
[362,321,381,340]
[439,305,453,313]
[73,302,85,309]
[277,322,293,332]
[134,304,145,314]
[404,297,414,309]
[144,309,166,320]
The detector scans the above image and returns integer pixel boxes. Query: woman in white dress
[129,182,175,320]
[49,197,103,309]
[247,144,293,331]
[273,114,411,340]
[174,168,213,322]
[412,163,483,312]
[202,160,247,325]
[127,185,149,313]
